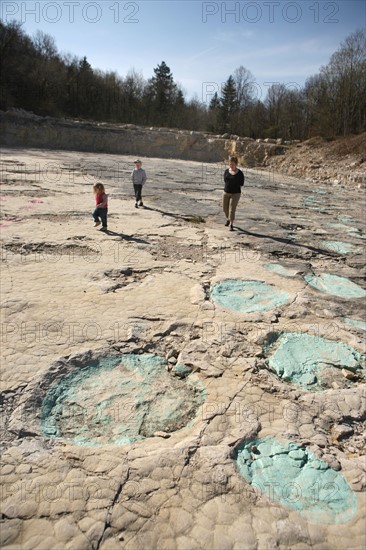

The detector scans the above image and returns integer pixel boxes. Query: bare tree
[326,28,366,135]
[233,65,255,109]
[310,28,366,136]
[264,83,288,137]
[32,30,58,59]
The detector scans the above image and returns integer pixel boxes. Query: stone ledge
[0,110,285,165]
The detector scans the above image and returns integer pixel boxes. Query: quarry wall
[0,109,285,166]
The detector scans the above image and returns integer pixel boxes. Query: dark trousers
[133,184,142,202]
[93,207,108,228]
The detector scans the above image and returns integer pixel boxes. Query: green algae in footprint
[304,195,329,213]
[321,241,362,255]
[349,230,366,240]
[234,437,357,524]
[327,223,354,232]
[343,318,366,331]
[266,332,365,390]
[211,279,289,313]
[41,354,205,446]
[304,273,366,299]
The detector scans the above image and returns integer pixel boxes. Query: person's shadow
[142,205,203,223]
[101,229,150,244]
[234,226,339,257]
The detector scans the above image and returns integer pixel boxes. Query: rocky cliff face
[0,109,284,165]
[1,110,364,187]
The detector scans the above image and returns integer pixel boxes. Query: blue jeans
[133,184,142,202]
[93,207,108,228]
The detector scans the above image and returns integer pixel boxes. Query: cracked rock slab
[1,148,365,549]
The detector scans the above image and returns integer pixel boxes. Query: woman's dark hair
[229,156,238,164]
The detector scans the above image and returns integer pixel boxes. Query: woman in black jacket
[223,156,244,231]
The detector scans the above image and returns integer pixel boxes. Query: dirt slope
[266,133,366,187]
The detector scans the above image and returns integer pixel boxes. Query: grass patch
[183,215,206,224]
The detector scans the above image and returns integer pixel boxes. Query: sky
[2,0,365,103]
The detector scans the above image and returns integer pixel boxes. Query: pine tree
[206,92,220,132]
[146,61,177,126]
[209,92,220,110]
[218,75,237,133]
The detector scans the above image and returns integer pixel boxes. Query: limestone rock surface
[0,147,365,549]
